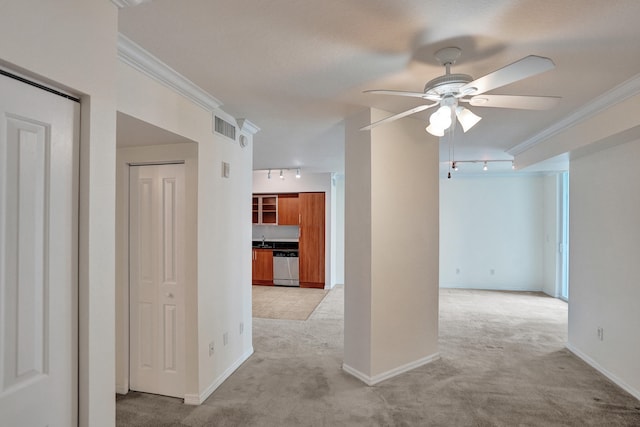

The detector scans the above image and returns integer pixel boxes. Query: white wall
[568,138,640,399]
[440,174,558,292]
[333,174,345,285]
[117,61,254,404]
[0,2,118,425]
[542,174,560,297]
[344,109,439,384]
[252,171,336,288]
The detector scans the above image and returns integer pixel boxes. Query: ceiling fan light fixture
[426,123,445,137]
[455,107,482,133]
[429,105,452,129]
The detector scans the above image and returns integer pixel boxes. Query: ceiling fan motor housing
[424,73,473,97]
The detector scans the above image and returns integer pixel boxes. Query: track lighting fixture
[447,159,516,175]
[259,167,302,180]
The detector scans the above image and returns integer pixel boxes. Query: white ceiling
[118,0,640,174]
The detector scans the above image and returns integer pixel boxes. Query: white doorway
[129,163,186,398]
[0,72,79,425]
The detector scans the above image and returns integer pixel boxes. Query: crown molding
[117,33,223,111]
[508,73,640,156]
[237,118,261,135]
[111,0,152,8]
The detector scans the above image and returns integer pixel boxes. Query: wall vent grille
[214,116,236,140]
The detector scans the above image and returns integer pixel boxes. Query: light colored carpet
[252,285,329,320]
[117,286,640,426]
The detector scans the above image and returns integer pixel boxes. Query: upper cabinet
[253,195,278,224]
[277,194,299,225]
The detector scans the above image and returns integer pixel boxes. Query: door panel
[0,73,79,426]
[299,192,325,287]
[129,164,185,398]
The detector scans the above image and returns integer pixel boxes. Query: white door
[0,74,79,425]
[129,164,185,398]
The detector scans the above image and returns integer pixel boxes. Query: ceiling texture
[118,0,640,174]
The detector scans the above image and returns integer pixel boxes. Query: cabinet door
[299,192,325,287]
[252,249,274,285]
[252,196,259,224]
[278,194,299,225]
[260,195,278,224]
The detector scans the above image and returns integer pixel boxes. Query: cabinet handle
[299,213,301,224]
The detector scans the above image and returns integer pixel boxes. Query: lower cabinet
[252,249,273,285]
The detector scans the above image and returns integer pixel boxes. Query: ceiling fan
[361,47,560,136]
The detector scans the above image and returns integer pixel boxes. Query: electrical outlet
[209,341,215,356]
[239,322,244,335]
[223,332,228,346]
[597,327,604,341]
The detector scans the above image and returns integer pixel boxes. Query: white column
[343,108,440,385]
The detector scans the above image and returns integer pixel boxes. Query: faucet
[261,235,265,245]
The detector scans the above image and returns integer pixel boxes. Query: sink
[253,243,273,249]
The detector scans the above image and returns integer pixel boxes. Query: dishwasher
[272,250,299,287]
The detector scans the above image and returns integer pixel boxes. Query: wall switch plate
[209,341,215,356]
[223,332,228,346]
[222,161,230,178]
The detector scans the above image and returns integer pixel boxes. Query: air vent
[214,116,236,140]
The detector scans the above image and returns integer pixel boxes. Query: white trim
[508,73,640,156]
[237,118,261,135]
[566,343,640,401]
[183,347,254,405]
[342,353,440,386]
[117,33,223,112]
[111,0,152,9]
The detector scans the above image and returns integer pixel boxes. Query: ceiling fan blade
[460,55,555,96]
[360,103,438,131]
[364,89,441,101]
[468,94,560,110]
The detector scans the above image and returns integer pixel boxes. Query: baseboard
[343,352,440,386]
[115,383,129,395]
[183,346,254,405]
[566,343,640,401]
[440,283,541,292]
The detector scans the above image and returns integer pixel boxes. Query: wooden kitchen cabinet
[252,195,278,224]
[252,248,274,285]
[299,192,325,288]
[277,193,299,225]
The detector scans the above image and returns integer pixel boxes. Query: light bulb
[511,162,515,170]
[430,105,452,129]
[426,123,444,137]
[296,168,301,178]
[279,169,284,179]
[483,162,488,171]
[453,162,458,171]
